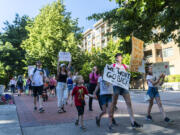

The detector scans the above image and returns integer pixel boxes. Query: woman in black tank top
[56,60,71,113]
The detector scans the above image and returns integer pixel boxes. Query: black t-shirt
[57,73,67,83]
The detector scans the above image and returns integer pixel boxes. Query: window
[87,34,91,39]
[88,41,91,46]
[169,65,175,75]
[162,47,173,57]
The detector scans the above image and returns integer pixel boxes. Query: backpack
[113,63,128,71]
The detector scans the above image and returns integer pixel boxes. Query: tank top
[57,73,67,83]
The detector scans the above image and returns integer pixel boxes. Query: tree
[22,0,83,74]
[0,42,24,85]
[88,0,180,54]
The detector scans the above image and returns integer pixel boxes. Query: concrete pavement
[0,105,22,135]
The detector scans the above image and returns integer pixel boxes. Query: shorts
[147,87,160,98]
[113,86,129,95]
[67,84,73,92]
[33,85,43,97]
[17,86,23,91]
[76,106,84,116]
[100,94,112,105]
[50,85,55,90]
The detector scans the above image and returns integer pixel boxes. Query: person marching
[67,71,73,105]
[56,58,71,113]
[9,77,16,94]
[49,76,56,96]
[146,66,173,123]
[88,66,100,111]
[94,71,115,131]
[17,75,24,96]
[110,53,143,129]
[72,75,91,130]
[30,61,46,113]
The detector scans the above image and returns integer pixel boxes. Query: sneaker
[131,121,143,129]
[34,106,37,111]
[146,115,152,121]
[39,108,45,113]
[62,107,66,112]
[75,120,79,126]
[80,126,87,131]
[112,118,118,126]
[108,125,115,133]
[58,108,64,113]
[96,116,100,127]
[89,108,93,111]
[164,117,174,123]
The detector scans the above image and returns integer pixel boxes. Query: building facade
[82,19,114,51]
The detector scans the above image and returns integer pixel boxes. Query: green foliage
[165,75,180,82]
[89,0,180,54]
[21,0,83,74]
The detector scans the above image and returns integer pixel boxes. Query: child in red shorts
[72,75,91,130]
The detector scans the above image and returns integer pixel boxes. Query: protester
[67,71,73,104]
[30,61,46,113]
[110,53,143,129]
[17,75,24,96]
[56,59,71,113]
[73,72,79,88]
[146,66,173,123]
[88,66,100,111]
[9,77,16,94]
[94,71,116,131]
[43,77,49,102]
[25,78,31,95]
[72,75,90,130]
[49,76,56,96]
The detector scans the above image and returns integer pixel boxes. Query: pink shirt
[89,72,100,84]
[49,78,57,86]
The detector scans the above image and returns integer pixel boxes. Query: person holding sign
[146,66,173,123]
[56,58,71,113]
[110,53,143,129]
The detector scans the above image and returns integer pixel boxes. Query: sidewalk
[14,94,180,135]
[0,105,22,135]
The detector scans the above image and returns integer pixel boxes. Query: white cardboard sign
[103,64,131,90]
[152,62,170,78]
[28,66,35,77]
[59,52,71,62]
[138,60,145,73]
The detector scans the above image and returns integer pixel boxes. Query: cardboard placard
[130,36,144,72]
[28,66,35,77]
[152,62,170,78]
[59,52,71,62]
[103,64,131,90]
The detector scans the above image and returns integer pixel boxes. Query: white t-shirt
[112,63,129,72]
[146,75,157,87]
[98,77,113,95]
[30,68,46,86]
[10,80,16,86]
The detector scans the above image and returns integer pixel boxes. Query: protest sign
[28,66,35,77]
[0,85,5,94]
[152,62,170,78]
[103,64,131,90]
[59,52,71,62]
[138,60,145,73]
[130,36,144,72]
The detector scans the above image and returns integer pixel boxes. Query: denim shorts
[113,86,129,95]
[67,84,73,92]
[147,87,160,98]
[100,94,112,105]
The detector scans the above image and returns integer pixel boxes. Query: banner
[59,52,71,62]
[130,36,144,72]
[103,64,131,90]
[152,62,170,78]
[28,66,35,77]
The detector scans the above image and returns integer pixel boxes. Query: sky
[0,0,117,32]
